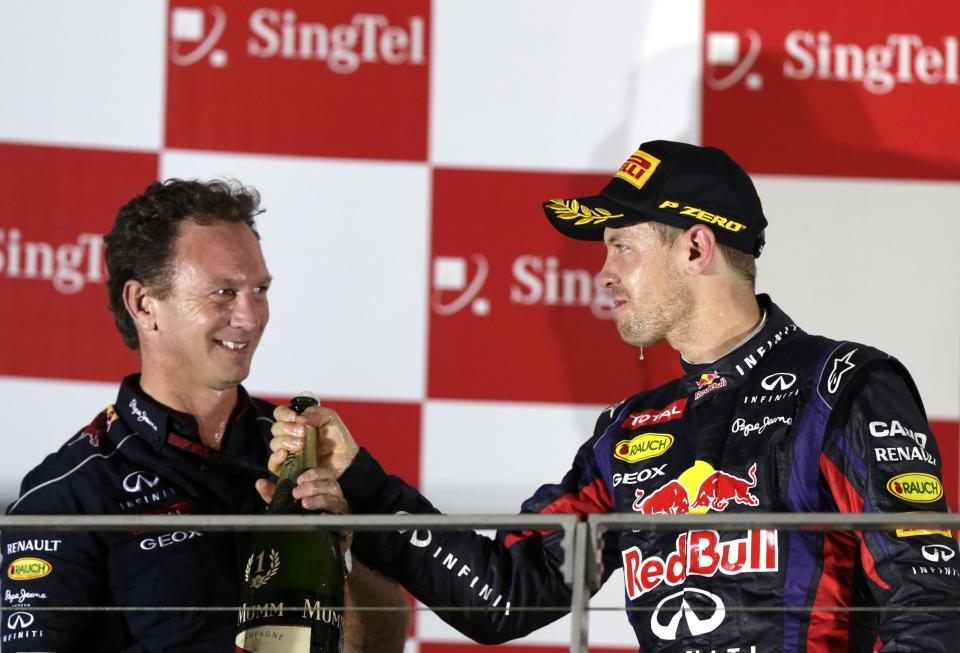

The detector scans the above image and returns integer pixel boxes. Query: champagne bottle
[236,393,345,653]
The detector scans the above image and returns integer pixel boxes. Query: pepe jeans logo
[128,399,158,431]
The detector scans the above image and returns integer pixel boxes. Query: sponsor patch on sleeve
[886,473,943,503]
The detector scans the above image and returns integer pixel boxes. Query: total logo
[0,228,105,294]
[431,254,613,318]
[707,28,960,95]
[170,5,426,74]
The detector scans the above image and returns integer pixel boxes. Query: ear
[122,279,158,337]
[680,224,717,275]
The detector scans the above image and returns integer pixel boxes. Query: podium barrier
[2,512,959,652]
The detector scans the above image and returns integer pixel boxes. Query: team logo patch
[7,557,52,581]
[615,149,661,190]
[614,433,674,463]
[694,372,727,400]
[887,473,943,503]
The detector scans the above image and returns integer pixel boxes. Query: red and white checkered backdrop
[1,1,958,650]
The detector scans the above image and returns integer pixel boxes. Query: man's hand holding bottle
[256,404,359,511]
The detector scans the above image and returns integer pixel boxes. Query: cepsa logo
[0,228,105,294]
[707,28,960,95]
[170,5,425,74]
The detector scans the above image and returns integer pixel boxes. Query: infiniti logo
[7,611,34,630]
[650,588,725,640]
[761,372,796,391]
[123,471,160,494]
[922,544,956,564]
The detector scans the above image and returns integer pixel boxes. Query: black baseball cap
[542,141,767,257]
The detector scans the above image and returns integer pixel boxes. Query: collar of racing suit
[677,294,804,393]
[113,374,253,458]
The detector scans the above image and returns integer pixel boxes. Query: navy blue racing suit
[1,375,275,651]
[340,296,960,652]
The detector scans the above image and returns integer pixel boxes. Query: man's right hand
[268,405,360,479]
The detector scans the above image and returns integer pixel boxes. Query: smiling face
[600,222,692,348]
[147,220,271,391]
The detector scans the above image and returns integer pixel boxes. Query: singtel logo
[708,29,960,95]
[0,229,105,294]
[431,255,613,319]
[171,6,426,74]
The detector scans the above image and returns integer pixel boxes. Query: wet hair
[104,179,263,349]
[647,221,757,286]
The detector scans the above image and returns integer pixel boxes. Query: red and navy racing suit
[1,375,275,651]
[341,295,960,651]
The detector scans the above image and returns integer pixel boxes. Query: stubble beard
[615,273,693,349]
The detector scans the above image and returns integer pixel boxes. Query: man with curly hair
[1,179,408,651]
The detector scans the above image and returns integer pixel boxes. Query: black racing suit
[1,375,275,651]
[340,295,960,652]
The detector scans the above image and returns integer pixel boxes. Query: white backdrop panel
[430,0,703,171]
[161,150,431,401]
[0,1,165,150]
[755,175,960,418]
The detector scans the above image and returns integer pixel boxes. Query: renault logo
[650,588,725,640]
[122,471,160,494]
[7,611,34,629]
[761,372,796,391]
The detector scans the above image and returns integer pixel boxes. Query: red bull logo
[632,462,759,515]
[622,529,779,599]
[694,372,728,400]
[697,372,719,388]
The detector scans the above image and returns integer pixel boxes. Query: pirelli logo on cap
[615,150,661,190]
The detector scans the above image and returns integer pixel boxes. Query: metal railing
[2,512,959,653]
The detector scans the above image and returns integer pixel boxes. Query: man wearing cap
[266,141,960,651]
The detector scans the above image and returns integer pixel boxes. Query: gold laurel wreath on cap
[546,198,623,226]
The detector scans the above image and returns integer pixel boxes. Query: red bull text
[622,529,779,599]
